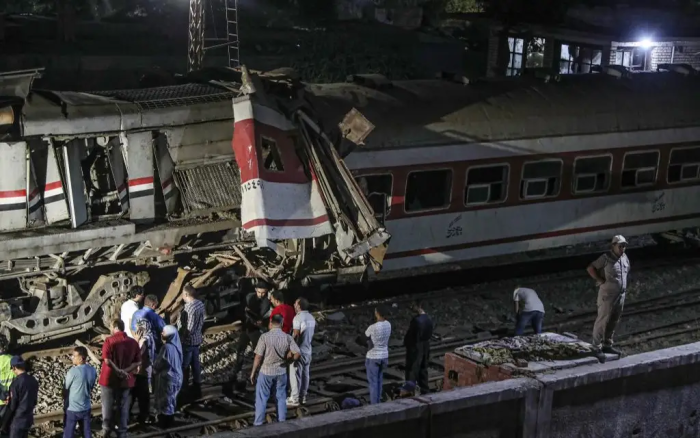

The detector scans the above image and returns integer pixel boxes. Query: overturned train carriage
[0,67,388,345]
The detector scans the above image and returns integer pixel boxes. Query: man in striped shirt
[250,314,301,426]
[365,305,391,405]
[177,284,205,399]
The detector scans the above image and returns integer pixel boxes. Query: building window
[507,37,525,77]
[614,48,647,71]
[464,164,509,206]
[526,38,546,69]
[621,151,659,188]
[405,169,452,212]
[520,160,562,199]
[356,174,393,216]
[573,155,612,194]
[560,44,603,74]
[668,147,700,183]
[260,137,284,171]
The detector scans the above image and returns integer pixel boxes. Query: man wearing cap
[587,235,630,362]
[1,356,38,438]
[230,279,272,384]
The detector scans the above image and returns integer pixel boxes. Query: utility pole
[187,0,240,73]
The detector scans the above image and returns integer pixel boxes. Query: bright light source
[639,38,654,48]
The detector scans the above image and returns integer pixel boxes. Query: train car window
[464,164,509,206]
[520,160,562,199]
[621,151,659,188]
[355,174,393,216]
[260,137,284,171]
[668,147,700,183]
[405,169,452,213]
[573,155,612,194]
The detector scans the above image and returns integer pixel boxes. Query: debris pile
[458,334,597,367]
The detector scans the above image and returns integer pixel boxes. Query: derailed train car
[2,65,700,345]
[0,67,388,344]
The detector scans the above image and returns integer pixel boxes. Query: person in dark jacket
[403,300,434,395]
[1,356,38,438]
[230,279,271,383]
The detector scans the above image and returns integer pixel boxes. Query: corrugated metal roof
[305,72,700,150]
[91,83,235,110]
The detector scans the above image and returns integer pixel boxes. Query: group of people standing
[238,284,437,427]
[91,283,205,436]
[228,280,317,426]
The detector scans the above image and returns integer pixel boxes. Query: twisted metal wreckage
[0,66,389,345]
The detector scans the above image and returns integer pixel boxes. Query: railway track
[32,284,700,437]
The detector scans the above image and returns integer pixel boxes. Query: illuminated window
[668,147,700,183]
[573,155,612,194]
[464,164,509,206]
[520,160,562,199]
[614,48,647,71]
[621,151,659,188]
[560,44,603,74]
[405,169,452,212]
[260,137,284,171]
[507,37,525,77]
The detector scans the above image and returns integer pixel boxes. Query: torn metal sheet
[231,94,333,245]
[0,69,42,100]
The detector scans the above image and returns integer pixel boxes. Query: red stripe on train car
[129,176,154,186]
[45,181,62,191]
[0,189,27,198]
[242,215,330,229]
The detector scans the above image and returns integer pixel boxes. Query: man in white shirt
[365,305,391,405]
[120,286,145,339]
[287,297,316,407]
[513,286,545,335]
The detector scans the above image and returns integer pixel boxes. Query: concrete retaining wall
[212,342,700,438]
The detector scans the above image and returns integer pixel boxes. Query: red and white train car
[321,71,700,275]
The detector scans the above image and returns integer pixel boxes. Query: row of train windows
[359,148,700,214]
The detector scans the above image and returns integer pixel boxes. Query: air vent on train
[591,65,632,79]
[657,63,697,76]
[346,74,393,90]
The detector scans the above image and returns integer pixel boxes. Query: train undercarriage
[0,66,388,345]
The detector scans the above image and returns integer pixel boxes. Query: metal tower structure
[187,0,240,72]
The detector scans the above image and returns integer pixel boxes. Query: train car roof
[305,72,700,150]
[21,83,235,137]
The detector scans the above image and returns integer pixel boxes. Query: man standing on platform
[63,346,97,438]
[178,284,205,399]
[1,357,38,438]
[403,300,433,396]
[230,279,271,385]
[365,306,391,405]
[250,314,300,426]
[287,297,315,407]
[99,320,141,438]
[269,291,295,335]
[587,235,630,363]
[120,286,144,339]
[131,295,166,348]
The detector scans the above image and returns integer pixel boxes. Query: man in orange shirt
[269,291,295,334]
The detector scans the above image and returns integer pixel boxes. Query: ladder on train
[225,0,240,68]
